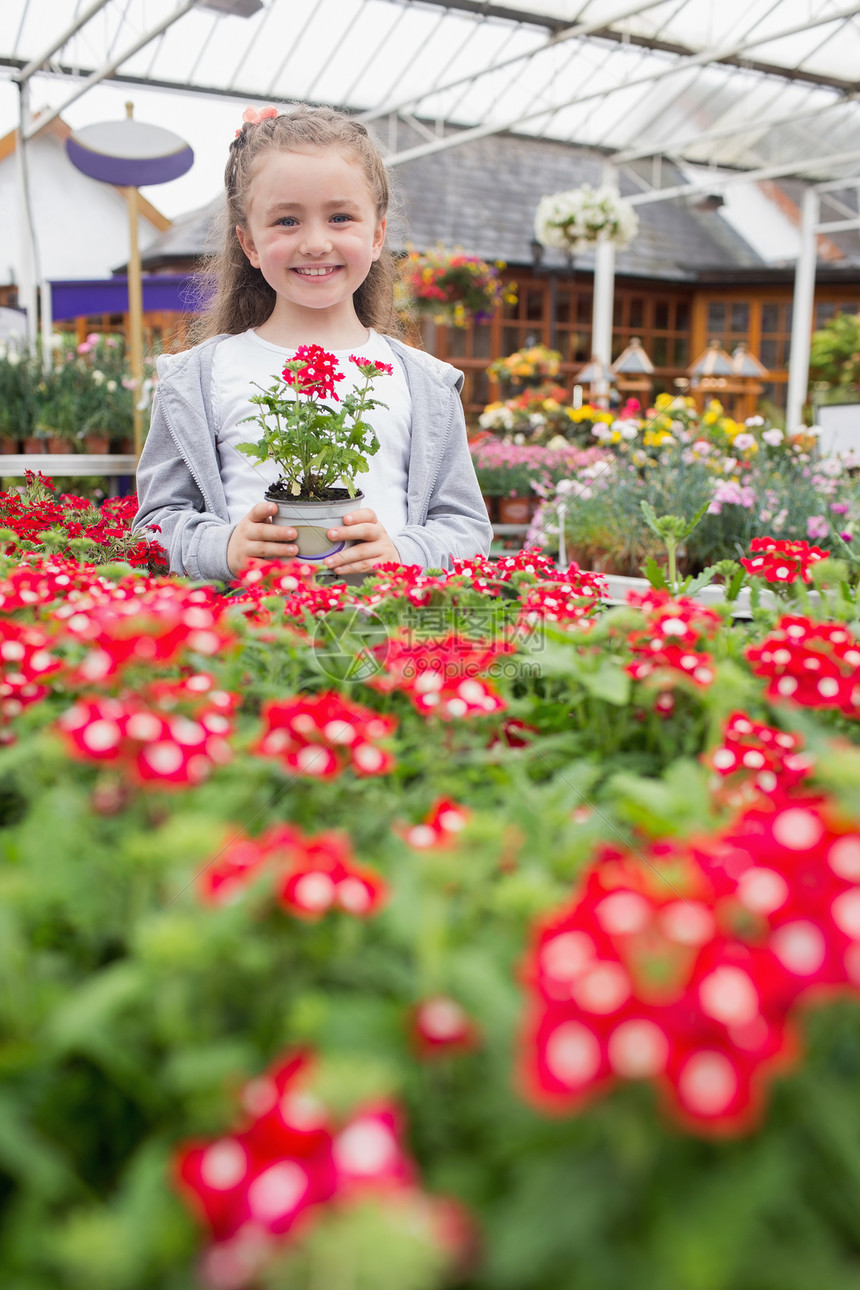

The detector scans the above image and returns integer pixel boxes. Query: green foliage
[0,333,153,449]
[809,311,860,391]
[2,547,860,1287]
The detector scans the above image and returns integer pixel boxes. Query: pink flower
[807,514,829,540]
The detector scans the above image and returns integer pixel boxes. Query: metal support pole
[125,107,146,458]
[785,186,819,433]
[591,162,618,408]
[16,80,39,350]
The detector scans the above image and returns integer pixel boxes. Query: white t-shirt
[213,329,412,542]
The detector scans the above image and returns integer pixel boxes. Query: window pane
[474,370,490,406]
[706,302,725,335]
[815,302,836,328]
[676,301,690,331]
[526,289,544,322]
[655,302,670,330]
[673,337,689,366]
[577,294,592,324]
[473,325,492,359]
[731,303,749,333]
[572,330,590,362]
[761,303,780,334]
[446,328,467,357]
[760,381,787,409]
[555,295,571,326]
[652,336,668,366]
[759,339,778,368]
[629,297,644,329]
[502,325,523,353]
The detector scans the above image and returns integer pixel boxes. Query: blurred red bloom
[741,537,829,584]
[746,616,860,717]
[254,691,396,777]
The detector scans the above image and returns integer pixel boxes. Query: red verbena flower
[282,345,345,402]
[57,690,233,788]
[254,691,396,777]
[410,996,479,1058]
[275,830,387,920]
[746,616,860,717]
[399,796,470,850]
[173,1049,445,1288]
[707,712,814,800]
[366,634,511,720]
[741,537,829,584]
[520,795,860,1134]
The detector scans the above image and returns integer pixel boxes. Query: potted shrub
[0,341,40,452]
[237,344,391,562]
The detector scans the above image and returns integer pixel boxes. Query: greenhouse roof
[3,0,860,193]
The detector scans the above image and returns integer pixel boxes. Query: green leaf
[642,556,668,590]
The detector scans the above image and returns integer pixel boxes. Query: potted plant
[237,344,391,561]
[0,341,40,452]
[400,245,516,327]
[487,344,561,393]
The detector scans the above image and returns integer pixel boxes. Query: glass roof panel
[2,0,860,185]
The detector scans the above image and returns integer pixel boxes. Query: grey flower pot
[265,489,364,563]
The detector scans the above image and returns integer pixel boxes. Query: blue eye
[276,216,297,227]
[331,213,353,223]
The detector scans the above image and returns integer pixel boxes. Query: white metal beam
[625,149,860,206]
[22,0,199,141]
[615,86,860,168]
[358,0,669,126]
[384,2,860,168]
[15,0,114,84]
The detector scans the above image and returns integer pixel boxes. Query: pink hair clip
[241,105,279,126]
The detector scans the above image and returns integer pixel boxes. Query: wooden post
[125,102,145,459]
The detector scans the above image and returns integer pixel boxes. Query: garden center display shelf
[0,454,136,495]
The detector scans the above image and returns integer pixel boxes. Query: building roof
[137,125,774,283]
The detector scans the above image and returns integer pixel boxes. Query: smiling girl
[133,103,492,580]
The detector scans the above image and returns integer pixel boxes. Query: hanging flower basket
[400,245,516,327]
[533,184,639,254]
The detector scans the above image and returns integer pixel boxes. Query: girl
[133,103,493,581]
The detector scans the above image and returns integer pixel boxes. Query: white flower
[761,428,783,446]
[818,455,843,477]
[534,184,639,253]
[92,369,105,385]
[49,333,65,350]
[745,415,765,427]
[732,433,756,451]
[106,379,117,393]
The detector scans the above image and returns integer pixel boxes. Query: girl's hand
[323,508,400,572]
[227,502,298,574]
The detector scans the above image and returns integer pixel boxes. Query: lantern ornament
[610,336,655,404]
[687,339,769,420]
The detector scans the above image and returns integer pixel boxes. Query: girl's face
[236,147,385,328]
